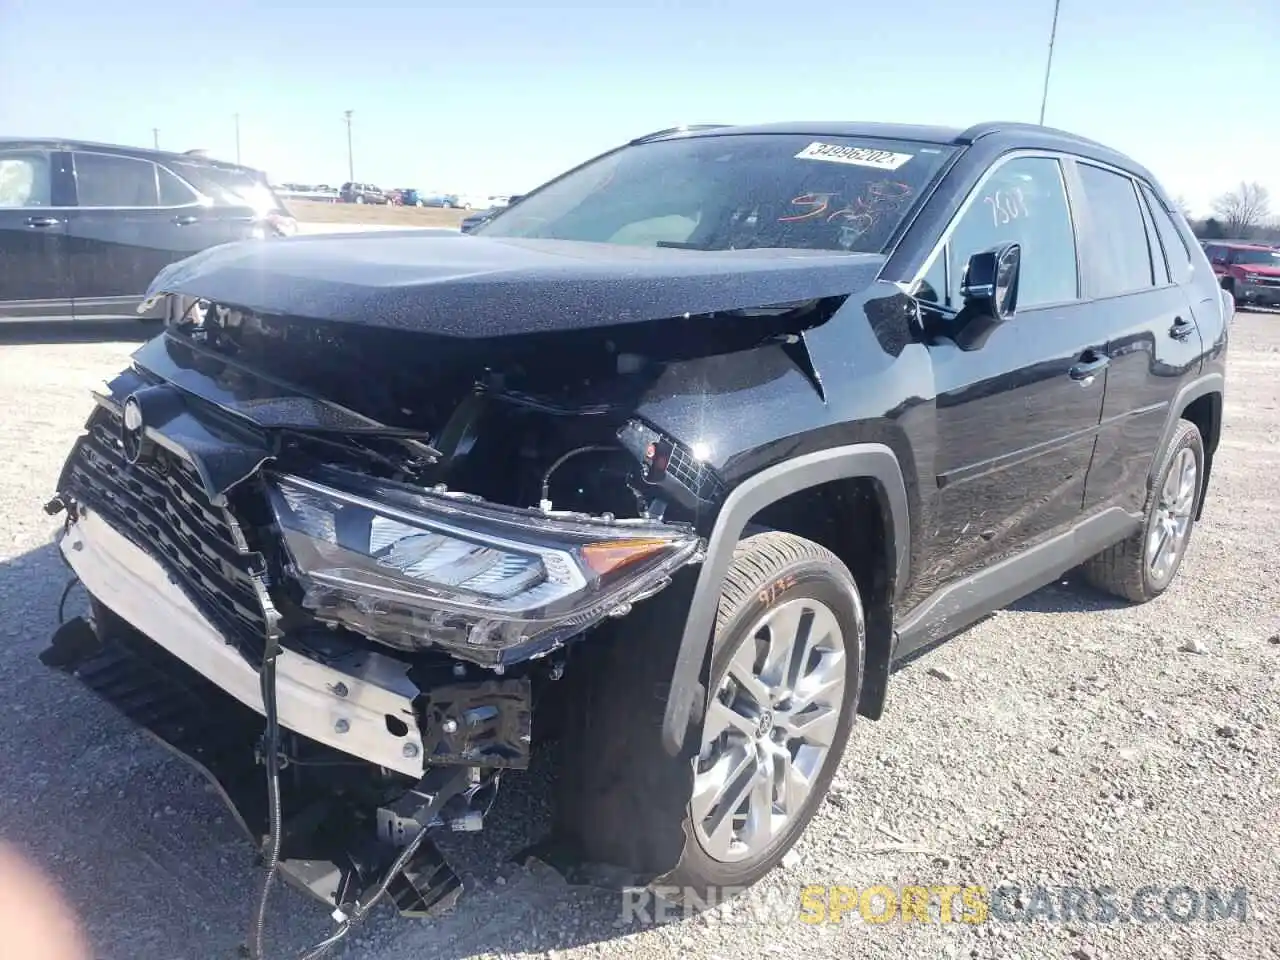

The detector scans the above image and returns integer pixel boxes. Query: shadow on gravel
[0,319,157,346]
[0,539,636,960]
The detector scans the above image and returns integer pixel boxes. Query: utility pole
[152,128,160,149]
[343,110,354,182]
[234,112,242,163]
[1038,0,1062,125]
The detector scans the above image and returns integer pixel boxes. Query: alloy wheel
[1147,447,1198,583]
[690,598,847,864]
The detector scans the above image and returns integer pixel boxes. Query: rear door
[1070,161,1206,517]
[65,150,238,320]
[917,152,1108,589]
[0,148,74,320]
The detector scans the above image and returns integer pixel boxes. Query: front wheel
[674,533,863,890]
[556,532,864,897]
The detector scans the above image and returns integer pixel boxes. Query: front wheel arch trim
[660,443,909,755]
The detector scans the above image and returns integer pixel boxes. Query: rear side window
[0,151,52,207]
[1076,164,1154,297]
[1140,184,1193,282]
[74,153,159,207]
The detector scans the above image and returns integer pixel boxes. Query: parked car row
[0,137,295,322]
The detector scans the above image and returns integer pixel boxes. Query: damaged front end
[40,301,735,922]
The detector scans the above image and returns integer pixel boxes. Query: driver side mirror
[953,243,1021,350]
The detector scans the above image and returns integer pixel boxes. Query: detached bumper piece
[42,611,495,918]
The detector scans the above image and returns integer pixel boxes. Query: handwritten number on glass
[983,187,1030,227]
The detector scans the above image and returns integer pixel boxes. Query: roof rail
[955,120,1112,151]
[628,124,729,145]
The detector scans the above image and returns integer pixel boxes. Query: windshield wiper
[655,239,713,250]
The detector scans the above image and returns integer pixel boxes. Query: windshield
[173,162,283,213]
[476,134,954,253]
[1236,247,1280,267]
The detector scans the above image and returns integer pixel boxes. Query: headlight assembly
[266,471,703,665]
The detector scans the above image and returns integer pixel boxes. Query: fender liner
[1149,372,1224,519]
[660,443,910,755]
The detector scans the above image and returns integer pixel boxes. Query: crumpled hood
[147,232,886,337]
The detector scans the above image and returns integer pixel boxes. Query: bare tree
[1171,194,1193,220]
[1211,182,1271,237]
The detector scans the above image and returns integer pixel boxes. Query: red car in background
[1203,240,1280,310]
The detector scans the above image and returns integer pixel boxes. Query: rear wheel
[1082,419,1204,602]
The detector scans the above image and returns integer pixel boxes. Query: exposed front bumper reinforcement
[60,508,426,778]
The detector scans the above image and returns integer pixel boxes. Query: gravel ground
[0,314,1277,960]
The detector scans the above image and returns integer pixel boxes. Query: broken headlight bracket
[616,419,726,514]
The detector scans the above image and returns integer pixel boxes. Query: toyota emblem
[121,395,146,464]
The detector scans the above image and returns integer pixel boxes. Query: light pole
[152,128,160,149]
[1038,0,1062,125]
[343,110,354,182]
[234,112,242,163]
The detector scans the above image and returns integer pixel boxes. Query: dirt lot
[286,199,469,229]
[0,313,1276,960]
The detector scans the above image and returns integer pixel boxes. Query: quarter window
[0,152,52,207]
[74,153,160,207]
[943,156,1079,308]
[1076,164,1155,297]
[1137,193,1169,285]
[1140,184,1193,282]
[157,165,198,206]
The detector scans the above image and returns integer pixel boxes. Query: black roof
[642,120,1156,192]
[0,137,264,174]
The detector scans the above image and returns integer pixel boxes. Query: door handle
[172,214,199,226]
[1169,317,1195,342]
[24,216,61,228]
[1068,351,1110,386]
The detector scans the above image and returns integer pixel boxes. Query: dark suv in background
[338,182,389,204]
[0,139,294,323]
[1203,240,1280,309]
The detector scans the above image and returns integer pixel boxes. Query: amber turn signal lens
[581,538,672,577]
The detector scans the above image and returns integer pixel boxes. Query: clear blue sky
[1,0,1274,216]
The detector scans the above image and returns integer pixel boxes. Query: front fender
[659,442,909,755]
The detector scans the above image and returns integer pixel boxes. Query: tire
[355,195,365,204]
[555,532,864,899]
[1081,419,1204,603]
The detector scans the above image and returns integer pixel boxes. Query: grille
[64,406,269,653]
[1255,277,1280,288]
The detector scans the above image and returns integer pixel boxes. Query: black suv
[339,181,389,204]
[44,121,1228,938]
[0,139,294,322]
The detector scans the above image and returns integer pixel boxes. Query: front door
[914,153,1109,596]
[0,148,73,320]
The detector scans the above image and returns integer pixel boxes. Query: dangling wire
[57,576,81,624]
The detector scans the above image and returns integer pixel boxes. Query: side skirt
[892,506,1141,660]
